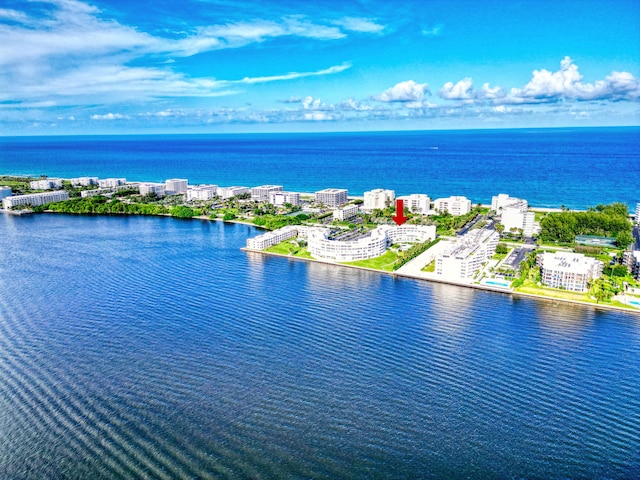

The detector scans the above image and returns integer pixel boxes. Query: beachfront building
[246,226,299,250]
[269,191,300,206]
[624,251,640,281]
[333,204,359,221]
[491,193,528,213]
[363,189,395,211]
[165,179,188,195]
[433,196,472,216]
[81,184,139,198]
[186,185,217,201]
[218,186,250,199]
[636,203,640,224]
[315,188,348,207]
[99,178,126,188]
[251,185,283,202]
[436,229,499,279]
[139,183,166,197]
[3,191,70,209]
[538,252,603,292]
[398,194,431,214]
[0,186,11,200]
[69,177,98,187]
[30,179,63,190]
[386,224,436,244]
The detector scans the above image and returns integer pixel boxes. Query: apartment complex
[333,204,359,221]
[433,196,472,216]
[3,191,70,209]
[315,188,348,207]
[436,229,499,279]
[30,179,63,190]
[246,226,299,250]
[99,178,127,188]
[397,194,431,214]
[218,186,250,199]
[139,183,166,197]
[186,185,217,201]
[251,185,283,201]
[491,193,528,213]
[538,252,603,292]
[492,193,535,237]
[70,177,98,186]
[363,189,395,211]
[165,179,188,194]
[269,191,300,206]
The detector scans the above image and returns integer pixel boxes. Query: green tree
[615,229,633,248]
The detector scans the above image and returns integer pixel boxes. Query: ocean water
[1,127,639,209]
[1,213,639,479]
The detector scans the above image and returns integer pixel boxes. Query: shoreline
[242,247,640,315]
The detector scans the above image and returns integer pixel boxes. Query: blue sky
[1,0,639,134]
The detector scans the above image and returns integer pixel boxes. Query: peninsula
[2,175,640,313]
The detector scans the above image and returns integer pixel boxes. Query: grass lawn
[515,279,594,302]
[493,252,507,260]
[422,260,435,272]
[342,250,398,271]
[265,240,313,259]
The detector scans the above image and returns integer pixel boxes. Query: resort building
[69,177,98,187]
[491,193,528,213]
[636,203,640,225]
[386,224,436,244]
[538,252,603,292]
[139,183,166,197]
[3,191,70,209]
[165,179,188,195]
[501,207,536,237]
[99,178,126,188]
[363,189,395,211]
[333,204,359,221]
[218,186,250,199]
[186,185,217,202]
[398,194,431,214]
[269,191,300,206]
[436,229,499,279]
[251,185,283,201]
[315,188,348,207]
[81,184,139,198]
[246,226,299,250]
[433,196,472,216]
[30,179,63,190]
[0,186,11,200]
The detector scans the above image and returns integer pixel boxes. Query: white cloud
[377,80,430,102]
[0,8,28,22]
[90,113,128,120]
[333,17,384,33]
[233,63,351,85]
[507,56,640,103]
[421,24,443,36]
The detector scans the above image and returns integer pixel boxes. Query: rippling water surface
[1,213,640,479]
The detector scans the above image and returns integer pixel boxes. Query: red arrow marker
[392,199,408,226]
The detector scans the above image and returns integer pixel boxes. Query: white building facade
[491,193,528,213]
[251,185,283,201]
[433,196,472,216]
[30,179,63,190]
[436,229,499,279]
[315,188,348,207]
[246,226,299,250]
[165,179,188,194]
[218,186,250,199]
[269,191,300,206]
[363,189,395,211]
[3,191,70,209]
[186,185,217,201]
[538,252,603,292]
[398,194,431,214]
[139,183,166,197]
[333,204,359,221]
[70,177,98,186]
[99,178,126,188]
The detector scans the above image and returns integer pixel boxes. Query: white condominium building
[491,193,528,213]
[398,194,431,214]
[269,191,300,206]
[251,185,283,201]
[246,226,299,250]
[501,207,536,237]
[308,227,388,262]
[538,252,603,292]
[333,204,359,221]
[165,179,188,194]
[436,229,499,279]
[0,186,11,200]
[636,203,640,225]
[315,188,348,207]
[3,191,70,209]
[385,224,436,244]
[433,196,472,216]
[218,186,250,199]
[139,183,166,197]
[363,189,395,211]
[69,177,98,186]
[186,185,217,201]
[30,179,63,190]
[99,178,126,188]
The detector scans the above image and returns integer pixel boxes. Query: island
[2,175,640,313]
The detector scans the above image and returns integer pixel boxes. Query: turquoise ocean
[1,128,640,479]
